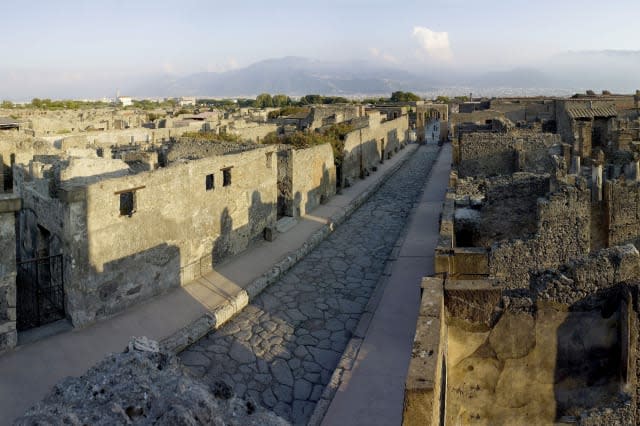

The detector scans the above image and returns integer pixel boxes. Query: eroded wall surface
[455,132,560,178]
[490,184,591,288]
[0,196,20,352]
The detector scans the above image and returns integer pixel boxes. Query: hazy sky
[2,0,639,98]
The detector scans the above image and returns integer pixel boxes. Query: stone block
[445,279,502,331]
[452,247,489,276]
[0,196,20,213]
[0,329,17,352]
[263,226,277,242]
[403,314,442,426]
[419,277,444,318]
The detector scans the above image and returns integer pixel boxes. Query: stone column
[571,155,581,175]
[626,160,640,182]
[592,163,603,202]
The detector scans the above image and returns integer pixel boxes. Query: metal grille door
[16,254,65,331]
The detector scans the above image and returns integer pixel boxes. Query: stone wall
[604,179,640,248]
[454,131,560,178]
[341,115,408,184]
[531,244,640,307]
[489,99,556,124]
[449,110,508,139]
[279,144,336,217]
[403,277,447,426]
[490,182,591,288]
[449,173,550,249]
[58,125,202,151]
[230,123,278,143]
[0,195,20,352]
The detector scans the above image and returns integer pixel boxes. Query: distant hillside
[129,57,440,98]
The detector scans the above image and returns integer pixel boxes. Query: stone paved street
[179,145,440,424]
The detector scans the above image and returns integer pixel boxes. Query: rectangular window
[119,191,135,216]
[266,152,273,169]
[222,168,232,187]
[205,173,214,191]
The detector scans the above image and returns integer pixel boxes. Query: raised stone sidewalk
[0,143,420,425]
[319,143,451,425]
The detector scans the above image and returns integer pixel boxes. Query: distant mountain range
[2,51,639,101]
[125,52,640,98]
[128,57,440,98]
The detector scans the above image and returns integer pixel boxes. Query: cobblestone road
[180,145,440,424]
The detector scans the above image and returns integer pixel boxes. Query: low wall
[403,276,447,426]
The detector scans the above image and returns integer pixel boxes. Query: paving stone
[262,387,277,408]
[309,384,324,402]
[255,373,272,385]
[235,383,247,398]
[180,350,210,367]
[286,309,307,322]
[273,401,292,419]
[326,318,344,331]
[273,384,293,403]
[302,361,322,373]
[317,339,332,349]
[271,359,294,386]
[206,344,228,354]
[229,341,256,364]
[294,379,312,400]
[257,359,269,374]
[308,347,339,370]
[288,358,301,370]
[296,334,318,346]
[292,400,316,424]
[338,298,362,314]
[294,346,308,359]
[310,330,331,340]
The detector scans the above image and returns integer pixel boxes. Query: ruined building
[404,90,640,425]
[0,104,411,353]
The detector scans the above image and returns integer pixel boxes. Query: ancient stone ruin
[404,91,640,425]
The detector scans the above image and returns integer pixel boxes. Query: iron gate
[16,254,65,331]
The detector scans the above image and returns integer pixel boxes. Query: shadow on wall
[16,164,277,329]
[552,288,626,421]
[1,153,15,192]
[212,190,276,267]
[444,285,633,424]
[298,165,335,217]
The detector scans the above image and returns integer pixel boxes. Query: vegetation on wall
[262,122,354,165]
[267,106,310,119]
[181,131,241,143]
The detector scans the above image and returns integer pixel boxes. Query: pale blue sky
[3,0,639,72]
[1,0,639,98]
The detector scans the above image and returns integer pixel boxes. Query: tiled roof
[566,105,618,119]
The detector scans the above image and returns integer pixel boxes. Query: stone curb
[161,144,419,354]
[307,145,442,426]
